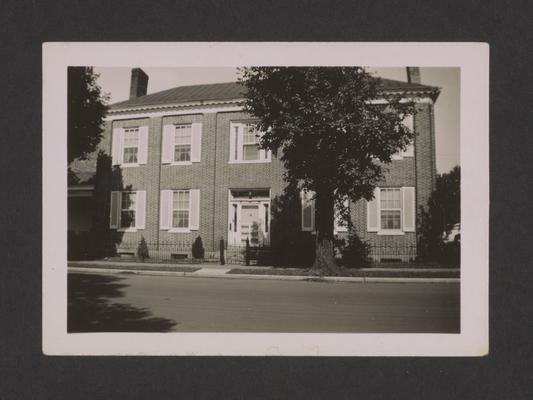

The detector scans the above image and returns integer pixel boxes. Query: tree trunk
[310,189,341,275]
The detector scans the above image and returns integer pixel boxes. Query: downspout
[211,113,218,252]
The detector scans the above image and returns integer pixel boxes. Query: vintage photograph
[44,43,487,355]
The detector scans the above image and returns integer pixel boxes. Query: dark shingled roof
[110,78,439,110]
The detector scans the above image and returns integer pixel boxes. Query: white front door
[228,200,270,246]
[240,204,260,245]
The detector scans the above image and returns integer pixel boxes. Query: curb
[68,266,460,284]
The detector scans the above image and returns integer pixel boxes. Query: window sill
[120,163,141,168]
[228,160,272,164]
[170,161,193,166]
[167,228,191,233]
[117,228,138,233]
[163,161,200,166]
[377,230,405,236]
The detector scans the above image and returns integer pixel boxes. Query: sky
[94,67,459,173]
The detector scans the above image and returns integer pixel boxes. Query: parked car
[443,223,460,243]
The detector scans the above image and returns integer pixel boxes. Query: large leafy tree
[240,67,415,274]
[418,166,461,262]
[68,67,108,165]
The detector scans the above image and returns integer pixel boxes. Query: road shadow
[68,273,177,332]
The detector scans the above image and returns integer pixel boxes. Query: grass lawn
[227,267,459,279]
[68,263,201,273]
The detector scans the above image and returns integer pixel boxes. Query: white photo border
[43,42,489,356]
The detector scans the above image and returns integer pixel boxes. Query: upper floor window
[229,122,271,163]
[162,122,202,165]
[123,128,139,164]
[112,126,149,166]
[174,124,192,162]
[391,114,415,160]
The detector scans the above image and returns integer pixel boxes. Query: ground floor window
[120,192,137,228]
[380,188,402,231]
[172,190,190,228]
[367,186,416,234]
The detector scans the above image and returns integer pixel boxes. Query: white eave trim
[106,99,246,120]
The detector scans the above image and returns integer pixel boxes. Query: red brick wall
[347,102,436,261]
[95,98,436,261]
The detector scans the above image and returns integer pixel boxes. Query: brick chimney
[129,68,148,99]
[406,67,421,84]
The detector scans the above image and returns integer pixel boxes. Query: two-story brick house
[92,68,440,263]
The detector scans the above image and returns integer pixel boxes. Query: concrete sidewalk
[68,261,460,284]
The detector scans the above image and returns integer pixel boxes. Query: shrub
[137,236,149,261]
[192,236,205,259]
[340,230,370,268]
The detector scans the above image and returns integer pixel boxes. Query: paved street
[68,271,460,333]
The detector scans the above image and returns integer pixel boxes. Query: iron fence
[103,239,273,266]
[85,237,419,266]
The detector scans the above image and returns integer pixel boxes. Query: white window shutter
[334,199,349,233]
[189,189,200,230]
[402,186,416,232]
[111,128,124,165]
[257,131,272,162]
[401,142,415,158]
[161,125,175,164]
[400,114,415,158]
[137,126,149,164]
[229,123,237,162]
[403,114,414,131]
[301,190,315,232]
[236,124,243,161]
[391,151,403,160]
[367,187,380,232]
[136,191,146,229]
[191,123,202,162]
[160,190,172,230]
[110,191,121,229]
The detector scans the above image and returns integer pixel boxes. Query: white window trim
[118,227,139,233]
[117,191,139,232]
[122,127,141,166]
[377,230,405,236]
[377,187,404,235]
[392,114,415,160]
[168,228,191,233]
[169,161,193,166]
[228,159,271,165]
[172,123,193,164]
[229,122,272,164]
[167,190,191,232]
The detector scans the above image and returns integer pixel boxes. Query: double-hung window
[379,188,402,231]
[229,122,271,163]
[111,125,149,166]
[391,114,415,160]
[367,187,416,234]
[120,192,137,228]
[109,190,146,230]
[242,124,261,161]
[172,190,190,228]
[123,128,139,164]
[173,124,192,162]
[300,190,349,233]
[162,122,202,164]
[160,189,200,232]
